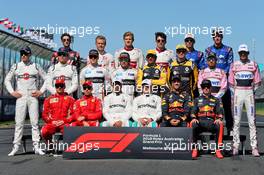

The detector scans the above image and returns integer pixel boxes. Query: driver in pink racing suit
[198,53,227,99]
[229,44,261,157]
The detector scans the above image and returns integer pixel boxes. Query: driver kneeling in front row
[132,79,161,127]
[190,79,224,159]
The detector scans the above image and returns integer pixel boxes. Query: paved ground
[0,113,264,175]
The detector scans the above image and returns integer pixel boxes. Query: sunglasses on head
[83,85,92,90]
[55,84,65,89]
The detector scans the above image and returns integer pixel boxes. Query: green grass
[0,120,15,128]
[256,103,264,116]
[256,108,264,116]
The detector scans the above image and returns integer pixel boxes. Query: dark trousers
[222,89,233,132]
[190,118,224,149]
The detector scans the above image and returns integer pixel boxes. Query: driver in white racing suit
[46,50,78,95]
[132,79,162,127]
[5,46,46,156]
[112,52,137,101]
[101,79,133,127]
[80,49,109,100]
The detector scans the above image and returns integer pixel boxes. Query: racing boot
[252,148,260,157]
[192,149,198,159]
[8,144,19,156]
[233,147,239,156]
[215,149,224,159]
[33,143,45,155]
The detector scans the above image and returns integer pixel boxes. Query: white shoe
[33,145,45,155]
[252,148,260,157]
[8,145,19,156]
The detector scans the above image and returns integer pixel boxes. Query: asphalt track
[0,113,264,175]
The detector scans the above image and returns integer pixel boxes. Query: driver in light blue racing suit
[184,33,204,70]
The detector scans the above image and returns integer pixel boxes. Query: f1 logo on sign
[63,127,192,160]
[65,133,139,153]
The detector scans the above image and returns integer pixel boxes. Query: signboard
[63,127,192,160]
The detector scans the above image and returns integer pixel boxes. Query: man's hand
[145,118,153,125]
[138,118,148,126]
[77,116,85,121]
[83,121,90,126]
[113,121,123,127]
[214,119,223,125]
[164,115,171,121]
[170,119,181,126]
[11,91,22,98]
[52,120,64,127]
[191,119,199,124]
[32,90,43,97]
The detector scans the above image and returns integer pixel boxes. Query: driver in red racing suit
[71,80,102,127]
[41,79,75,142]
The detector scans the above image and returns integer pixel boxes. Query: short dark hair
[211,29,223,38]
[61,33,71,42]
[155,32,167,41]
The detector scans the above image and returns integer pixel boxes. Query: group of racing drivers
[4,29,262,159]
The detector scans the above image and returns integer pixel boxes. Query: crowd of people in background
[4,29,262,159]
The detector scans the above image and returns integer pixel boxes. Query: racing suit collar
[62,46,73,52]
[98,50,106,55]
[213,43,223,49]
[240,59,250,64]
[124,46,134,51]
[121,66,129,71]
[144,93,151,97]
[114,92,122,96]
[172,90,181,95]
[58,62,68,67]
[187,47,194,52]
[54,93,66,97]
[83,95,93,99]
[209,66,216,70]
[147,63,156,67]
[156,47,166,53]
[202,93,212,99]
[90,63,99,68]
[176,58,187,64]
[22,60,33,66]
